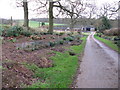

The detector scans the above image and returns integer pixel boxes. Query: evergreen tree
[99,16,111,32]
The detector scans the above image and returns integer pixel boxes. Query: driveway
[75,32,118,88]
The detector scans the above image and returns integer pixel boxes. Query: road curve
[75,32,118,88]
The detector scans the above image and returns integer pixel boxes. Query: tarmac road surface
[75,32,118,88]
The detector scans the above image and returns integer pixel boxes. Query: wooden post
[39,22,40,28]
[10,16,13,26]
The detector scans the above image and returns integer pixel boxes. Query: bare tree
[63,0,86,31]
[97,2,118,19]
[32,0,86,33]
[83,3,97,25]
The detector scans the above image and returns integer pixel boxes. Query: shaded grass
[25,36,87,88]
[94,35,120,53]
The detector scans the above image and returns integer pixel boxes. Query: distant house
[64,27,82,32]
[82,25,95,31]
[65,27,70,31]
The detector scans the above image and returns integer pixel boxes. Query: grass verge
[24,36,87,88]
[94,35,120,53]
[70,36,87,54]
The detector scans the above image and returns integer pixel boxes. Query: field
[0,20,66,28]
[0,24,10,27]
[18,20,66,28]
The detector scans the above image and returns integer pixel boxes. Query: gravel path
[75,32,118,88]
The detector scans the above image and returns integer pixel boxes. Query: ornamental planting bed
[2,27,83,88]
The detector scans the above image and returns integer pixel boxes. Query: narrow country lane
[75,32,119,88]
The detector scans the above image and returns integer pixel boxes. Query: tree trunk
[48,2,53,34]
[70,23,74,31]
[70,17,74,32]
[23,0,29,29]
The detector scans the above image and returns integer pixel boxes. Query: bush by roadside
[103,28,120,36]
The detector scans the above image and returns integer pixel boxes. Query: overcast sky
[0,0,119,19]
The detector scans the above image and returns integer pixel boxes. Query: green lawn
[82,32,91,36]
[0,24,10,27]
[94,35,120,53]
[24,36,87,88]
[19,20,65,28]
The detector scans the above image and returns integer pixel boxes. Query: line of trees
[16,0,119,34]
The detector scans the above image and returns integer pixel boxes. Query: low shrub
[9,38,16,43]
[40,32,52,35]
[68,37,74,41]
[113,37,120,47]
[114,41,118,44]
[21,30,32,37]
[51,36,55,39]
[55,33,59,36]
[5,26,34,37]
[49,42,55,47]
[117,40,120,47]
[0,28,4,36]
[59,32,64,36]
[43,32,48,35]
[68,51,76,56]
[63,37,74,41]
[67,33,72,36]
[63,37,67,40]
[78,30,81,34]
[96,33,103,37]
[6,26,23,37]
[59,40,64,45]
[114,37,120,41]
[33,32,40,35]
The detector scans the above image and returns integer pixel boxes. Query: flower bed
[15,35,82,51]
